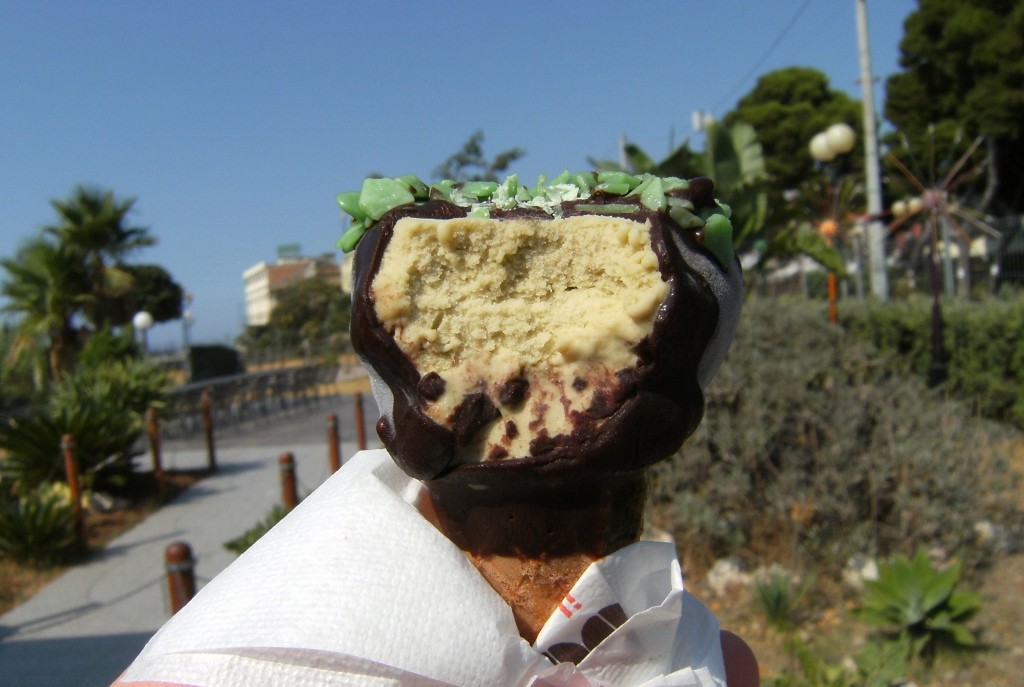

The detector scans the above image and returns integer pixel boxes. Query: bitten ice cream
[345,171,743,642]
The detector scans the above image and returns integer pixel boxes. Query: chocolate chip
[505,420,518,439]
[498,377,529,406]
[572,377,588,391]
[417,371,446,400]
[451,393,500,446]
[487,445,509,461]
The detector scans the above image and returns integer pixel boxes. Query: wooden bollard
[146,407,164,490]
[279,452,299,510]
[354,392,367,451]
[61,434,84,545]
[201,390,217,472]
[327,413,341,474]
[164,541,196,614]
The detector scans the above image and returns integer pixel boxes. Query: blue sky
[1,0,917,349]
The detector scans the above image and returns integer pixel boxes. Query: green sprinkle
[529,174,548,198]
[716,201,733,219]
[595,181,632,195]
[359,178,415,220]
[515,185,533,203]
[703,213,734,270]
[462,181,499,199]
[571,173,595,195]
[468,206,491,218]
[397,174,429,199]
[430,180,455,201]
[667,196,695,212]
[639,176,666,212]
[597,171,639,189]
[336,191,365,221]
[549,170,571,186]
[662,177,689,193]
[669,205,703,229]
[337,221,368,253]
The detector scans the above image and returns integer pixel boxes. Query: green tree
[884,0,1024,212]
[2,187,182,383]
[101,263,183,326]
[268,277,351,344]
[1,239,90,382]
[240,278,351,358]
[724,67,864,197]
[432,130,526,182]
[44,186,157,328]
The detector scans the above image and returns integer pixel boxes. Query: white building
[243,253,340,327]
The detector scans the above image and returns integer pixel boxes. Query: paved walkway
[0,394,381,687]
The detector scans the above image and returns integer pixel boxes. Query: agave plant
[853,547,981,660]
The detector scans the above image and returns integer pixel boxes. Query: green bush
[649,298,1023,576]
[0,404,139,493]
[0,357,166,493]
[0,483,77,565]
[753,568,813,632]
[223,505,289,555]
[768,635,911,687]
[841,296,1024,428]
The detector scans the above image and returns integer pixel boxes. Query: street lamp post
[133,311,154,356]
[810,123,857,323]
[855,0,889,300]
[181,291,194,382]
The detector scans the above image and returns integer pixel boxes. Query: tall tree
[884,0,1024,212]
[44,186,156,328]
[724,67,864,196]
[1,239,91,382]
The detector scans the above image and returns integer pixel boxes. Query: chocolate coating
[351,185,725,489]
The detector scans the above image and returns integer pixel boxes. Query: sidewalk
[0,395,381,687]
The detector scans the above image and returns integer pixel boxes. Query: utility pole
[856,0,889,300]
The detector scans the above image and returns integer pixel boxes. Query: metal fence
[161,362,339,438]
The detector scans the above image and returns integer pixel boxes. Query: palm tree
[1,239,92,384]
[44,186,155,329]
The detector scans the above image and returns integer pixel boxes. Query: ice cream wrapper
[116,450,726,687]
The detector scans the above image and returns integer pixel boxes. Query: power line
[710,0,815,114]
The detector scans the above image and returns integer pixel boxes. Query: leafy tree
[102,263,183,326]
[239,277,351,358]
[268,277,350,343]
[724,67,864,197]
[44,186,157,328]
[1,238,90,382]
[884,0,1024,212]
[432,130,526,182]
[1,187,183,383]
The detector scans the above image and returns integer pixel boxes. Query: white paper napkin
[117,450,725,687]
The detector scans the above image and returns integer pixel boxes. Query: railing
[161,362,339,438]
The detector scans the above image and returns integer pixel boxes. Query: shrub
[841,296,1024,428]
[0,483,77,565]
[753,567,813,632]
[648,298,1024,576]
[0,357,166,493]
[223,505,289,555]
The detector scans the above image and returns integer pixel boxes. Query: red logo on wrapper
[558,594,583,618]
